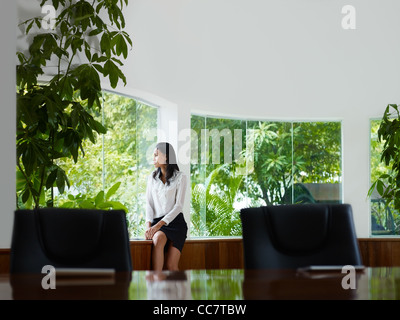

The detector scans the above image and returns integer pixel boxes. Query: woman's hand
[144,221,152,239]
[145,225,159,240]
[145,221,165,240]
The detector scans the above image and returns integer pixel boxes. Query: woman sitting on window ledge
[144,142,188,271]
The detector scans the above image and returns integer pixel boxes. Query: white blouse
[146,170,187,225]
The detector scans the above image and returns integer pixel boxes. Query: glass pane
[54,92,158,239]
[190,115,246,236]
[102,92,137,209]
[248,121,293,205]
[103,93,158,238]
[190,116,343,237]
[292,122,342,204]
[190,115,206,236]
[370,119,399,235]
[134,100,158,237]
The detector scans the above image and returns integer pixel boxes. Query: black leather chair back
[240,204,363,269]
[10,208,133,273]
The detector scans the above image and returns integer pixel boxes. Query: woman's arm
[145,220,166,240]
[161,173,187,225]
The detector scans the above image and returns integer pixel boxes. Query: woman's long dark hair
[153,142,180,185]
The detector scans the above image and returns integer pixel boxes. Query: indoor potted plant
[16,0,132,209]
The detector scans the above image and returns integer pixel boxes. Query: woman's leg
[152,231,167,271]
[165,242,182,271]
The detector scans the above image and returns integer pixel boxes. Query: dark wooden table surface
[1,267,399,300]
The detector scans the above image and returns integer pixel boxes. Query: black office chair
[10,208,133,273]
[240,203,363,269]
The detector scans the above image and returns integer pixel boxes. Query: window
[370,119,399,236]
[190,115,342,237]
[55,91,158,238]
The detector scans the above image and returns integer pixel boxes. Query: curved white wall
[122,0,400,238]
[3,0,400,247]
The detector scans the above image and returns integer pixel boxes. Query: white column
[0,0,17,248]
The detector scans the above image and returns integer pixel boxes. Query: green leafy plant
[58,182,128,211]
[191,164,244,236]
[369,104,400,219]
[16,0,132,208]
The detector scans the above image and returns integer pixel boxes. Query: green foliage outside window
[54,92,158,238]
[190,116,342,237]
[369,119,400,235]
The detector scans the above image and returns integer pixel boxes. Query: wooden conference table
[1,267,400,300]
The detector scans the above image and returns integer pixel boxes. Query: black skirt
[151,212,188,252]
